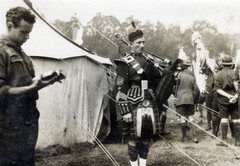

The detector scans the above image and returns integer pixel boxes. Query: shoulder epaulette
[114,58,129,66]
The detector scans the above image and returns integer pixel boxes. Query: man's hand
[229,96,238,104]
[229,94,238,104]
[122,113,133,123]
[229,97,237,104]
[7,74,59,95]
[31,74,58,91]
[202,89,209,95]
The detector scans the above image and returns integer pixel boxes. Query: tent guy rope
[23,0,120,165]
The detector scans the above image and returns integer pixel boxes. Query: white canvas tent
[19,12,114,148]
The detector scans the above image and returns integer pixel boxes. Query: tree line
[53,13,240,63]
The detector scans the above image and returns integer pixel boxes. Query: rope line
[64,100,120,166]
[163,103,240,153]
[198,104,220,116]
[158,133,202,166]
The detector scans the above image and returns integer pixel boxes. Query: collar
[130,52,142,57]
[0,34,22,52]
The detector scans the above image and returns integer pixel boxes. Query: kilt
[129,100,160,139]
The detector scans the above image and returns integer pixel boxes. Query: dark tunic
[0,35,39,165]
[214,67,238,119]
[115,53,162,139]
[175,69,200,116]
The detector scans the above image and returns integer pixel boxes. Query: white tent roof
[22,14,112,65]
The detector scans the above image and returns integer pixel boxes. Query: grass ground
[35,109,240,166]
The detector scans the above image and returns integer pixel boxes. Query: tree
[53,16,81,40]
[52,15,240,63]
[82,13,121,61]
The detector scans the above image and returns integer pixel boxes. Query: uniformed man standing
[174,60,200,143]
[114,29,166,166]
[214,54,239,147]
[0,7,59,165]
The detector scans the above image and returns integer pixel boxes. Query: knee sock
[138,142,149,159]
[128,144,138,161]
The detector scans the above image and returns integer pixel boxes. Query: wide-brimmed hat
[159,60,169,67]
[214,63,223,69]
[220,55,234,65]
[182,59,192,66]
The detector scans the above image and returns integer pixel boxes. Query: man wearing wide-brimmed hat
[174,58,200,143]
[214,54,239,147]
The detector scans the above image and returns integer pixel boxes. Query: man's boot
[214,117,221,137]
[234,122,240,147]
[180,124,187,142]
[212,120,218,136]
[216,122,228,147]
[205,113,212,131]
[160,114,171,135]
[198,105,203,123]
[229,120,235,138]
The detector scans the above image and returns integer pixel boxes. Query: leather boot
[212,120,218,136]
[160,114,171,135]
[234,123,240,147]
[205,114,212,131]
[180,124,188,142]
[214,118,221,136]
[229,120,235,138]
[216,123,228,147]
[130,160,138,166]
[139,158,146,166]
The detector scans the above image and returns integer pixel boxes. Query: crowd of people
[200,54,240,147]
[113,22,240,166]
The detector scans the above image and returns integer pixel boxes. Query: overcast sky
[1,0,240,34]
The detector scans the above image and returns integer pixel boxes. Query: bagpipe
[114,31,182,104]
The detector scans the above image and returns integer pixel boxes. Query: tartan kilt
[129,100,160,139]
